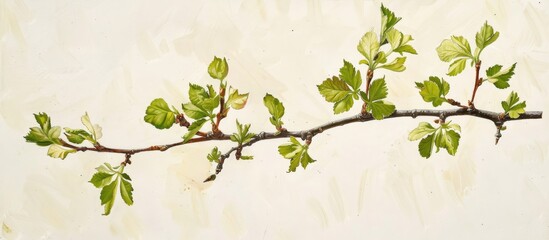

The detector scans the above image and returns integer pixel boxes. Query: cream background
[1,0,549,239]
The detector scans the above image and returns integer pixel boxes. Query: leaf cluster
[89,163,134,215]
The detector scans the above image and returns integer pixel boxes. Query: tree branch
[60,107,542,175]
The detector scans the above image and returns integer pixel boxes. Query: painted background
[1,0,548,239]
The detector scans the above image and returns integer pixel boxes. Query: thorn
[203,174,216,183]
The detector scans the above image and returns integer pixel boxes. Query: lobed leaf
[436,36,473,62]
[501,91,526,119]
[486,63,516,89]
[415,76,450,107]
[339,60,362,90]
[207,147,222,163]
[277,136,316,172]
[475,21,499,57]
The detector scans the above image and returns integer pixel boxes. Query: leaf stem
[470,60,482,107]
[361,69,374,114]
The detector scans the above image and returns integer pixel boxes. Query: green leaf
[379,57,406,72]
[447,58,468,76]
[182,103,209,120]
[47,144,76,159]
[100,177,119,215]
[318,76,356,114]
[207,147,222,163]
[188,84,219,112]
[357,31,380,66]
[367,100,395,120]
[362,78,395,120]
[208,56,229,80]
[24,113,61,146]
[230,120,255,145]
[333,95,354,114]
[263,93,285,129]
[317,76,351,103]
[486,63,516,89]
[119,177,134,206]
[81,113,103,141]
[501,91,526,119]
[64,128,93,144]
[183,119,207,143]
[415,76,450,107]
[380,4,402,45]
[225,87,249,110]
[89,172,115,188]
[435,129,460,156]
[240,155,254,160]
[144,98,176,129]
[277,136,316,172]
[475,21,499,56]
[339,60,362,90]
[386,28,417,55]
[408,122,437,141]
[368,78,388,101]
[436,36,473,62]
[418,133,435,158]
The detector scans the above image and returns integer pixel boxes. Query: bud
[208,56,229,81]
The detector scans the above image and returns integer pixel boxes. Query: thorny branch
[60,107,542,180]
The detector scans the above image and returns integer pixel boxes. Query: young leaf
[486,63,516,89]
[240,155,254,160]
[501,91,526,119]
[188,83,219,112]
[318,76,351,102]
[362,78,396,120]
[408,122,437,141]
[333,95,354,114]
[436,36,473,62]
[263,93,285,129]
[208,56,229,81]
[380,4,402,45]
[475,21,499,56]
[418,133,435,158]
[368,78,388,101]
[415,76,450,107]
[24,113,61,146]
[81,113,103,141]
[47,144,76,159]
[339,60,362,90]
[378,57,407,72]
[434,128,460,156]
[64,128,93,144]
[357,31,380,67]
[447,58,468,76]
[144,98,176,129]
[119,177,134,206]
[386,29,417,55]
[89,172,116,188]
[230,120,255,145]
[366,101,395,120]
[100,177,119,215]
[317,76,355,114]
[183,119,207,143]
[225,87,249,110]
[182,103,209,120]
[207,147,222,163]
[277,136,316,172]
